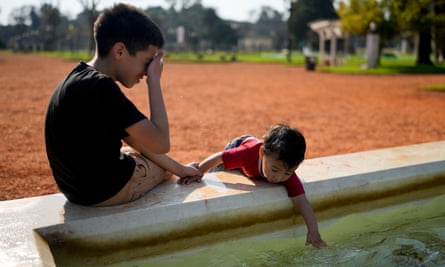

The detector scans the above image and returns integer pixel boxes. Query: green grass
[419,84,445,92]
[320,54,445,74]
[3,49,302,64]
[166,51,305,64]
[7,49,444,75]
[35,50,91,61]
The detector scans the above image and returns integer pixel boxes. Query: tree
[7,6,33,51]
[9,6,33,26]
[338,0,444,66]
[255,6,286,50]
[164,0,201,10]
[388,0,437,65]
[40,3,60,50]
[30,7,41,30]
[78,0,100,54]
[433,0,445,62]
[337,0,385,35]
[417,5,434,65]
[337,0,392,65]
[202,8,237,50]
[290,0,338,49]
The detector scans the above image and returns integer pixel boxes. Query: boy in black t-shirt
[45,4,201,206]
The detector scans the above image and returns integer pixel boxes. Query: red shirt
[222,138,305,197]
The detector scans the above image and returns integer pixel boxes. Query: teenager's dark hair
[262,124,306,169]
[94,3,165,57]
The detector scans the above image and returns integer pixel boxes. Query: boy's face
[260,149,297,183]
[116,45,158,88]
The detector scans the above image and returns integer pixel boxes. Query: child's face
[260,151,297,183]
[117,45,158,88]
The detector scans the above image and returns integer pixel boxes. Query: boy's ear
[112,42,126,59]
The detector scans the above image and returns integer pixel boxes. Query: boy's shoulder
[68,62,113,83]
[57,62,116,96]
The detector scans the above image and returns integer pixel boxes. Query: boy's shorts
[223,135,253,150]
[93,147,167,207]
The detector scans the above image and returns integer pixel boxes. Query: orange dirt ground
[1,52,445,201]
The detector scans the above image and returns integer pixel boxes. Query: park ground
[1,52,445,201]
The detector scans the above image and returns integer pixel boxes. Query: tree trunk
[434,0,445,63]
[416,6,433,66]
[416,30,433,65]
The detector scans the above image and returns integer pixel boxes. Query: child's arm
[198,151,223,173]
[291,194,327,248]
[177,151,224,184]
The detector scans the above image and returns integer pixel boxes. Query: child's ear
[259,146,265,157]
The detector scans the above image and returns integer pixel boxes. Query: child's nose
[270,175,280,182]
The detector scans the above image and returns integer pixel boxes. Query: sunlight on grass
[419,84,445,92]
[320,54,445,74]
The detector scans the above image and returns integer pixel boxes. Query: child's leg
[93,147,167,207]
[223,135,252,150]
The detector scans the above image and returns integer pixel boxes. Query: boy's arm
[291,194,327,248]
[177,151,224,184]
[124,136,201,178]
[126,51,170,154]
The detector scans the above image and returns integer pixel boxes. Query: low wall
[1,141,444,267]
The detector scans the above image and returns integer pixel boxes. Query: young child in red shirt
[178,124,326,248]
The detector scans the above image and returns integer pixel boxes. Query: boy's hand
[176,162,203,184]
[177,175,203,185]
[180,163,202,178]
[305,231,327,248]
[147,50,164,81]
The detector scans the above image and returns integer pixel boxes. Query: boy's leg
[93,147,167,207]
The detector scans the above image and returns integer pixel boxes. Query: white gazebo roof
[308,19,345,66]
[309,19,343,39]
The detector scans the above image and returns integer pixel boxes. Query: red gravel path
[1,52,444,201]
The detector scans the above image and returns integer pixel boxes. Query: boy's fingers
[187,176,201,184]
[186,176,201,184]
[179,176,202,185]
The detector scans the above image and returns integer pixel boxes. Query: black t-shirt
[45,62,146,205]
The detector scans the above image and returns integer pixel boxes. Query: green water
[115,194,445,267]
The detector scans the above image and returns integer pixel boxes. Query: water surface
[115,194,445,267]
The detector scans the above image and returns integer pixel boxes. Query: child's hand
[177,175,203,185]
[305,231,327,249]
[176,162,203,184]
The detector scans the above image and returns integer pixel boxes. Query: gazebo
[309,19,348,66]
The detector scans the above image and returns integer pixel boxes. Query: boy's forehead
[137,45,158,57]
[266,154,296,171]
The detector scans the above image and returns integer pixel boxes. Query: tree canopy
[289,0,338,48]
[337,0,445,65]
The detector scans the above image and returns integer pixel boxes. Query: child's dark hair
[262,124,306,169]
[94,3,164,57]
